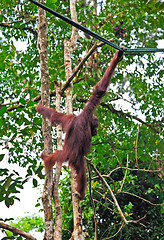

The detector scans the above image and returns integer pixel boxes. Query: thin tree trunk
[64,0,86,239]
[53,81,63,240]
[37,1,54,239]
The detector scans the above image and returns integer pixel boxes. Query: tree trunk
[37,1,54,239]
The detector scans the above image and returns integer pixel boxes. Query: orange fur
[37,49,124,199]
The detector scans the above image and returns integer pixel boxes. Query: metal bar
[126,48,164,53]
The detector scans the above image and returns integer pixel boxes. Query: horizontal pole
[126,48,164,53]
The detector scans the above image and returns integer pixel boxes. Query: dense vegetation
[0,0,163,239]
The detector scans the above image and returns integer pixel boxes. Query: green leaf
[4,176,12,190]
[0,154,5,161]
[0,106,7,116]
[5,197,14,208]
[33,178,38,187]
[19,98,26,105]
[157,141,164,154]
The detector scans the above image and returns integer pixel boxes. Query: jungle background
[0,0,163,239]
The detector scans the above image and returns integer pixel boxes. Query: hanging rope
[28,0,164,54]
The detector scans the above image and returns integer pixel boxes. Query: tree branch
[107,166,160,178]
[93,199,115,213]
[0,22,37,36]
[120,191,163,206]
[107,222,124,239]
[94,189,114,205]
[100,102,161,134]
[6,91,56,112]
[0,222,37,240]
[61,40,116,94]
[86,157,129,225]
[119,155,128,192]
[86,157,161,233]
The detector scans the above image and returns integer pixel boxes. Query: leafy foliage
[0,168,28,208]
[2,215,44,240]
[0,0,163,239]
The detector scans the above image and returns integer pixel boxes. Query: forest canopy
[0,0,163,239]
